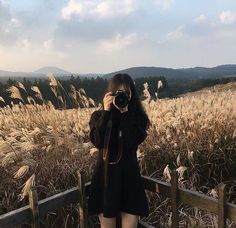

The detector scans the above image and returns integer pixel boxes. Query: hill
[103,64,236,80]
[103,66,192,79]
[179,64,236,78]
[0,70,43,78]
[34,66,72,75]
[1,64,236,80]
[177,81,236,98]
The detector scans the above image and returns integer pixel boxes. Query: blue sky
[0,0,236,73]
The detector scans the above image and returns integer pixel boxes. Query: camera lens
[114,91,129,108]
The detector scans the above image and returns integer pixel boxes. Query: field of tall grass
[0,81,236,227]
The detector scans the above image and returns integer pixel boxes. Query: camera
[111,89,130,108]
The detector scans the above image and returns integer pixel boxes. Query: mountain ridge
[34,66,72,75]
[0,64,236,79]
[103,64,236,79]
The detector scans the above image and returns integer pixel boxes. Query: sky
[0,0,236,74]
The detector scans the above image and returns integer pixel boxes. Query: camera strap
[103,111,123,188]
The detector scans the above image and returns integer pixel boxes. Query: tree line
[0,74,235,109]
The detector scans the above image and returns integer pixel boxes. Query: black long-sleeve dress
[87,106,149,218]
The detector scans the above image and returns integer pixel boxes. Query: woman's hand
[103,91,129,113]
[103,92,113,111]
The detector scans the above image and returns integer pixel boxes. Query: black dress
[87,105,149,218]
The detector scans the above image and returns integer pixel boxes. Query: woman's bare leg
[98,213,116,228]
[121,212,139,228]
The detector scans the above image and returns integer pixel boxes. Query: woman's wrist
[104,107,111,111]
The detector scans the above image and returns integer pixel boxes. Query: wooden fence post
[28,186,40,228]
[171,170,179,228]
[218,183,227,228]
[78,170,88,228]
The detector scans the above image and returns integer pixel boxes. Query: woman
[87,73,151,228]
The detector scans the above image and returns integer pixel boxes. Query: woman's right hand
[103,92,113,111]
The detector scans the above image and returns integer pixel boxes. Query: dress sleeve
[119,111,148,146]
[89,110,111,149]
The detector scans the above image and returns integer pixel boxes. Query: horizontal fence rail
[0,170,236,228]
[0,187,80,227]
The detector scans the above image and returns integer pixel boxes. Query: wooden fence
[0,170,236,228]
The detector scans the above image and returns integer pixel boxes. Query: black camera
[111,89,130,108]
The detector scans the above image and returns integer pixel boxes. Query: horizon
[0,0,236,73]
[1,63,236,75]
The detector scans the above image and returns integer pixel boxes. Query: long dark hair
[100,73,151,131]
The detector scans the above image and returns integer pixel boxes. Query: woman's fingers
[104,93,113,101]
[103,92,112,101]
[104,96,113,102]
[103,92,113,110]
[103,92,114,111]
[105,92,112,98]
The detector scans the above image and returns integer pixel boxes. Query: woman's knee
[98,213,116,228]
[121,212,139,228]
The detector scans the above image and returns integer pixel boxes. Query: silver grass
[6,86,24,103]
[18,174,35,201]
[0,96,5,103]
[14,165,29,179]
[16,81,27,93]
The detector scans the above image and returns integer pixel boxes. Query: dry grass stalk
[18,174,35,201]
[6,86,24,103]
[14,165,29,179]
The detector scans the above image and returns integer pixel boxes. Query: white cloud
[21,39,31,50]
[167,26,184,40]
[61,0,83,20]
[157,25,184,44]
[153,0,175,10]
[61,0,136,20]
[43,39,54,49]
[219,10,236,24]
[91,0,135,17]
[0,1,22,43]
[194,14,207,23]
[3,17,21,33]
[11,17,20,25]
[99,32,138,52]
[92,1,112,17]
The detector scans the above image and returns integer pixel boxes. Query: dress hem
[88,208,149,218]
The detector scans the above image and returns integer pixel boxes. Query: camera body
[111,89,130,108]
